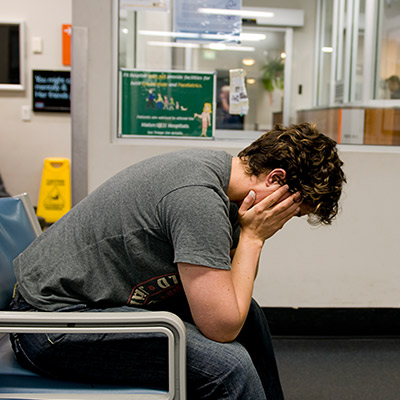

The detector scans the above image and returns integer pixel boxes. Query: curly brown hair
[238,122,346,225]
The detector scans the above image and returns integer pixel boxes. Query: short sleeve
[157,186,232,270]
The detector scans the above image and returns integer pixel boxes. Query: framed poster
[119,70,215,138]
[32,70,71,113]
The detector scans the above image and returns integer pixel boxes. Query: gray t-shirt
[14,149,239,311]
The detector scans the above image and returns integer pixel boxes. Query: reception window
[311,0,400,145]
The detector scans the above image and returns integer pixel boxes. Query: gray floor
[273,337,400,400]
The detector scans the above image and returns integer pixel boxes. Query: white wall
[254,147,400,307]
[0,0,71,204]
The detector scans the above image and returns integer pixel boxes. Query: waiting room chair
[0,193,186,399]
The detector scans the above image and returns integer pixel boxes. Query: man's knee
[214,343,265,398]
[187,331,264,398]
[224,341,254,369]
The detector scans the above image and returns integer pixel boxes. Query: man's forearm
[230,232,264,331]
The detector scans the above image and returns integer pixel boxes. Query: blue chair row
[0,193,186,399]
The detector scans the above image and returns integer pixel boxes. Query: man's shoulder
[170,148,231,161]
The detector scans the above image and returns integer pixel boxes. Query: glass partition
[349,0,365,102]
[116,2,291,140]
[316,0,400,105]
[315,0,334,107]
[314,0,400,146]
[375,0,400,100]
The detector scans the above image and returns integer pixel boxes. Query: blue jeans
[9,290,284,400]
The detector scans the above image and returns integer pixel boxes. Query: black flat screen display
[32,70,71,113]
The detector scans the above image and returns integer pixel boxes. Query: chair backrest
[0,194,42,309]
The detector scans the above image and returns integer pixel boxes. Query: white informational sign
[340,109,364,144]
[229,69,248,115]
[120,0,170,12]
[173,0,242,40]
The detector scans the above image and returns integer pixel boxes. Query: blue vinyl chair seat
[0,194,186,399]
[0,335,166,396]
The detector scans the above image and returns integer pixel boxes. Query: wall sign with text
[119,70,215,138]
[32,70,71,113]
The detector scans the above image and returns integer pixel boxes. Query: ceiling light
[147,41,200,49]
[197,8,274,18]
[206,43,226,51]
[247,78,256,85]
[146,40,254,52]
[138,30,266,42]
[322,46,333,53]
[242,58,255,66]
[204,44,255,52]
[240,33,266,41]
[200,33,240,41]
[280,52,287,59]
[139,30,200,39]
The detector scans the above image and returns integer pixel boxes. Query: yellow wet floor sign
[37,158,71,223]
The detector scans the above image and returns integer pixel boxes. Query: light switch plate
[21,105,31,121]
[32,37,43,54]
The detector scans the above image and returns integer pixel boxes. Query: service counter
[297,107,400,146]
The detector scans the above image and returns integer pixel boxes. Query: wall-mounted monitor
[0,21,25,91]
[32,70,71,113]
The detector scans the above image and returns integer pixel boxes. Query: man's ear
[265,168,286,186]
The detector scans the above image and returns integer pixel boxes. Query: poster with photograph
[173,0,241,40]
[119,70,215,138]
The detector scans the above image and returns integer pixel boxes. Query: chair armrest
[13,193,42,237]
[0,311,186,400]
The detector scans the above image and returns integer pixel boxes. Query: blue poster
[173,0,242,41]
